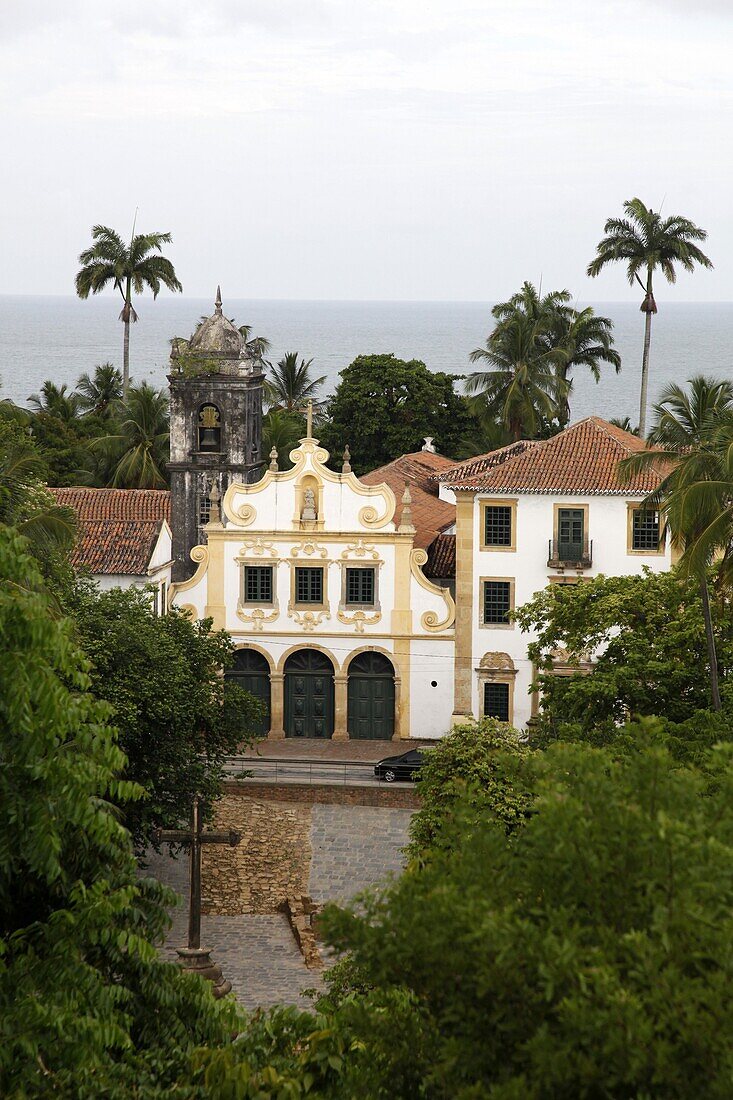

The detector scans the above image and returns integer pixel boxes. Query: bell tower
[168,288,264,581]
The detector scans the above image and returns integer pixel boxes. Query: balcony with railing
[547,537,593,570]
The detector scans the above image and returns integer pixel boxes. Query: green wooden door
[225,649,271,738]
[284,649,334,738]
[347,652,395,740]
[558,508,584,561]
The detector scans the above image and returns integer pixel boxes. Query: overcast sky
[1,0,730,300]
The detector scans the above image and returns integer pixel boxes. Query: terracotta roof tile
[360,451,457,549]
[435,439,539,485]
[49,488,170,575]
[442,418,662,495]
[424,532,456,579]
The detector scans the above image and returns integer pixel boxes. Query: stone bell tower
[168,288,264,581]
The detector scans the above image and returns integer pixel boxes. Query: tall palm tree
[237,325,272,366]
[587,198,712,437]
[76,363,123,418]
[94,383,170,488]
[75,224,183,397]
[467,311,568,441]
[27,382,80,422]
[261,408,306,470]
[265,352,327,413]
[620,375,733,710]
[489,282,620,426]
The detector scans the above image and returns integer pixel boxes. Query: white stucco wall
[470,493,672,728]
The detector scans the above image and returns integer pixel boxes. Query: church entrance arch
[225,648,271,738]
[284,649,335,739]
[347,651,395,740]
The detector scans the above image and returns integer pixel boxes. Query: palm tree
[620,376,733,710]
[587,199,712,437]
[75,224,183,397]
[76,363,123,418]
[610,416,638,435]
[237,325,272,366]
[94,383,170,488]
[467,311,568,441]
[265,352,327,413]
[488,282,620,427]
[261,409,306,470]
[0,420,77,557]
[27,382,80,422]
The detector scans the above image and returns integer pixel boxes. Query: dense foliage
[69,584,263,850]
[514,567,733,748]
[0,528,238,1098]
[409,718,532,858]
[320,353,472,472]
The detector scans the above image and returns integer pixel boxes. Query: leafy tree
[265,352,326,413]
[69,584,263,850]
[27,380,80,422]
[76,361,123,417]
[320,354,471,473]
[409,718,531,859]
[319,727,733,1098]
[0,528,237,1098]
[94,381,170,488]
[76,224,183,396]
[467,309,568,441]
[0,419,77,560]
[587,198,712,436]
[621,375,733,711]
[513,567,733,744]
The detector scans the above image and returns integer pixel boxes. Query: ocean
[1,295,732,424]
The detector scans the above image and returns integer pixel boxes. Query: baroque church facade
[168,294,456,741]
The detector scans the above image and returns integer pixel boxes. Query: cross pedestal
[157,799,242,999]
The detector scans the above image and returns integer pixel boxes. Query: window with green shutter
[484,682,510,722]
[345,567,375,606]
[632,509,660,551]
[243,565,273,604]
[484,505,513,547]
[295,566,324,604]
[483,580,512,625]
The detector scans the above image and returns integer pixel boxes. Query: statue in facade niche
[301,487,317,523]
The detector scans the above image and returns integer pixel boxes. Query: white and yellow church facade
[169,427,456,742]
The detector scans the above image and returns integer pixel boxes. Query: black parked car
[374,749,424,783]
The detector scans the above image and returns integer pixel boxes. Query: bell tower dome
[168,289,264,581]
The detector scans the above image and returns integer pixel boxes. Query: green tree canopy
[320,353,471,473]
[0,528,236,1098]
[513,567,733,747]
[69,584,263,850]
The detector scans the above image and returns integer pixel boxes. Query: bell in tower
[168,288,264,581]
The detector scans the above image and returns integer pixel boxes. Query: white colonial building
[169,423,456,741]
[438,417,671,729]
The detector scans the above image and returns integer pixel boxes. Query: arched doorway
[284,649,335,738]
[347,651,395,740]
[225,648,271,737]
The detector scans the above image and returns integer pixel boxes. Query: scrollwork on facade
[337,609,382,634]
[287,606,331,632]
[290,540,329,559]
[409,548,455,633]
[236,606,279,632]
[232,501,257,526]
[340,539,380,560]
[235,538,278,559]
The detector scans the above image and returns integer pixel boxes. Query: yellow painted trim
[168,545,209,606]
[231,641,277,673]
[552,502,590,543]
[337,609,382,632]
[410,548,455,632]
[224,629,454,641]
[479,498,517,552]
[342,644,400,674]
[452,490,475,720]
[478,575,515,629]
[221,435,397,530]
[276,641,342,674]
[626,502,666,555]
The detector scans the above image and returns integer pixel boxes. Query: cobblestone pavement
[309,804,413,904]
[240,738,436,762]
[144,846,321,1011]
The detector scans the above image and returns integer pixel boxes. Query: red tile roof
[424,532,456,579]
[435,439,539,485]
[49,488,170,575]
[360,451,457,549]
[442,418,662,495]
